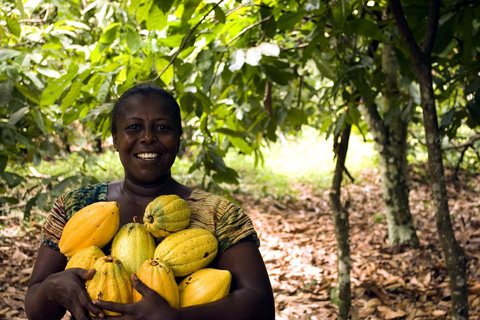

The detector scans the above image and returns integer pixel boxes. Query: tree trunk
[363,40,419,247]
[329,125,352,319]
[389,0,468,318]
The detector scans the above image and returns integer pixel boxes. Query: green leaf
[0,80,14,107]
[181,0,202,22]
[276,10,306,31]
[137,0,153,23]
[460,6,473,64]
[207,151,227,173]
[346,106,361,127]
[440,109,455,131]
[466,102,480,126]
[128,0,144,14]
[8,106,29,126]
[154,0,174,13]
[6,16,21,37]
[32,108,47,135]
[263,64,294,86]
[61,69,91,112]
[14,83,41,104]
[36,67,61,78]
[215,128,243,137]
[228,136,253,154]
[334,111,347,138]
[99,23,120,45]
[1,171,25,188]
[147,4,167,31]
[155,57,174,86]
[126,27,142,53]
[0,49,22,61]
[214,6,226,24]
[345,19,383,41]
[0,154,8,172]
[212,167,239,184]
[41,64,79,106]
[331,2,349,28]
[96,76,111,101]
[51,176,80,197]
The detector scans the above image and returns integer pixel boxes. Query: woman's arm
[25,245,103,320]
[93,241,276,320]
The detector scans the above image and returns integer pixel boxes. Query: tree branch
[388,0,424,62]
[422,0,440,56]
[139,0,225,84]
[227,15,272,46]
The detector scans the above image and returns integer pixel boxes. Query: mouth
[135,153,160,160]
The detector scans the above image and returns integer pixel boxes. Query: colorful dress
[41,183,259,255]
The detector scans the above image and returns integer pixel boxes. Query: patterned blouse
[41,183,259,255]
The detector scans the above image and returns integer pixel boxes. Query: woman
[24,84,275,320]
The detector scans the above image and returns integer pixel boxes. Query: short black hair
[110,84,183,136]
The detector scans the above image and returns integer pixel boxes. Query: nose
[140,127,157,144]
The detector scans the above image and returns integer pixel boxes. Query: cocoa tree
[329,124,352,320]
[389,0,468,318]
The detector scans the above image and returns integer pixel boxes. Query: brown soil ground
[1,167,479,319]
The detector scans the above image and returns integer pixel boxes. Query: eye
[155,124,170,132]
[126,124,141,131]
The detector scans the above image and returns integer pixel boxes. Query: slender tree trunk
[363,40,419,247]
[329,125,351,319]
[390,0,468,318]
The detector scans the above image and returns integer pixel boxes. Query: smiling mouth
[135,153,160,160]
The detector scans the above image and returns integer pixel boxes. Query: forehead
[121,94,176,118]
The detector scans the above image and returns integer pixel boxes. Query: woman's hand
[25,245,104,320]
[45,268,104,320]
[92,274,177,320]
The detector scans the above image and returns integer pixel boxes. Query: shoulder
[187,188,236,207]
[63,182,108,218]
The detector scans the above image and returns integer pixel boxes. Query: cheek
[163,136,179,150]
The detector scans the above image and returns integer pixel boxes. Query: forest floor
[1,166,479,319]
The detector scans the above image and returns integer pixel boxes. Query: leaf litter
[1,167,479,319]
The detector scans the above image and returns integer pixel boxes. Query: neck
[121,176,179,205]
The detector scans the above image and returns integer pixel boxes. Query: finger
[81,295,104,318]
[70,305,97,320]
[68,267,96,281]
[82,268,96,280]
[131,273,151,297]
[93,300,126,314]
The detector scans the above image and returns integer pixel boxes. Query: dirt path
[1,168,479,319]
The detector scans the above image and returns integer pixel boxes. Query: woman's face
[112,95,180,187]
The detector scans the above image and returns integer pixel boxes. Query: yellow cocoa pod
[65,246,105,270]
[133,258,179,308]
[86,255,132,316]
[111,218,156,275]
[59,201,120,257]
[144,194,191,238]
[154,228,218,277]
[178,268,231,307]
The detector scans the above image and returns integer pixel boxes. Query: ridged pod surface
[59,201,120,257]
[154,228,218,277]
[143,194,191,238]
[133,258,179,308]
[178,268,232,307]
[65,246,105,270]
[86,255,132,316]
[111,219,156,275]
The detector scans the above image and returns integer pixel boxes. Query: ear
[176,137,181,154]
[112,132,119,151]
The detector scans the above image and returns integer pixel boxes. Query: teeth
[137,153,158,159]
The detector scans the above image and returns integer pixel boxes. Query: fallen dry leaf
[1,166,480,319]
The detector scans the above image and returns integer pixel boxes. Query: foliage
[1,0,479,219]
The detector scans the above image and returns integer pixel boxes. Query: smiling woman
[24,84,275,320]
